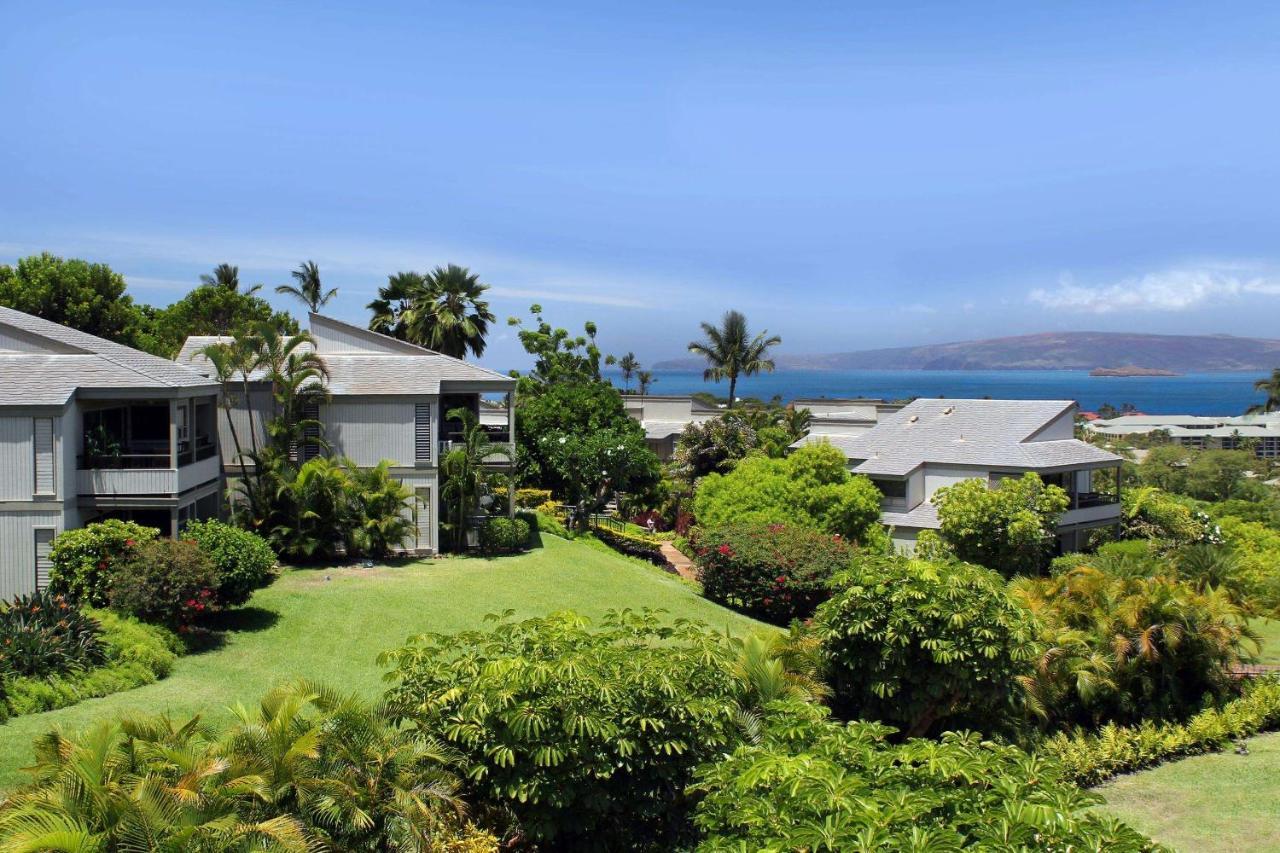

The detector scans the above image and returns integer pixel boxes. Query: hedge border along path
[1043,676,1280,787]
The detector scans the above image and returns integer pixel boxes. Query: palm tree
[687,310,781,408]
[202,341,255,510]
[637,369,656,396]
[201,262,262,295]
[617,352,640,392]
[275,260,338,313]
[439,407,510,550]
[366,265,495,359]
[1248,368,1280,415]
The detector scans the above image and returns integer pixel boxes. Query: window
[872,478,907,499]
[414,404,432,464]
[33,417,55,495]
[34,528,54,590]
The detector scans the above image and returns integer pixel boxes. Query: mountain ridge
[654,331,1280,372]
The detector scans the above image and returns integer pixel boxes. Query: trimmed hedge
[591,525,665,565]
[2,609,181,719]
[1042,677,1280,787]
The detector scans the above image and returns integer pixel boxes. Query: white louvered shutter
[414,404,432,464]
[34,528,54,590]
[33,418,55,495]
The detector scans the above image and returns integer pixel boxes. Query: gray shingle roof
[0,307,216,405]
[881,502,941,530]
[799,398,1120,474]
[176,317,514,395]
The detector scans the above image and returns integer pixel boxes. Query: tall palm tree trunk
[727,373,738,408]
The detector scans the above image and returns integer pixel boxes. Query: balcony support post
[507,389,517,519]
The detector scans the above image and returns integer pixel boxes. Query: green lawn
[0,536,767,789]
[1097,731,1280,852]
[1251,617,1280,664]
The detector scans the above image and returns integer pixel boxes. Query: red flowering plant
[47,519,160,606]
[107,539,221,630]
[692,522,856,625]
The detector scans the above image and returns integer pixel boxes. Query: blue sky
[3,1,1280,369]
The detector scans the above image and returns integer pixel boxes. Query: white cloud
[1029,264,1280,314]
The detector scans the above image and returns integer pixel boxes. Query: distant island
[1088,365,1182,377]
[655,331,1280,372]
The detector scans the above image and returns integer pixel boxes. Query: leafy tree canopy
[813,553,1040,736]
[369,264,495,359]
[148,276,298,357]
[693,442,883,545]
[380,609,744,849]
[0,253,149,348]
[932,472,1069,576]
[506,303,610,391]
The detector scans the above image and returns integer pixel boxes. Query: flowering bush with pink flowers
[693,522,855,624]
[107,539,220,630]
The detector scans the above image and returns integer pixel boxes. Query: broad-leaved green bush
[479,516,530,554]
[814,554,1039,736]
[48,520,159,605]
[694,522,855,624]
[693,442,883,545]
[182,519,277,605]
[932,472,1069,576]
[380,610,744,848]
[692,699,1159,852]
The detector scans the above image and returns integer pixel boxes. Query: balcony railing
[1071,491,1119,509]
[78,452,170,470]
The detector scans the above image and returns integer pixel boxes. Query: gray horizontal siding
[323,400,416,467]
[0,416,33,500]
[0,510,63,599]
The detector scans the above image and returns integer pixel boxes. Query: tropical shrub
[479,516,530,554]
[1013,566,1255,727]
[1217,514,1280,614]
[694,522,855,624]
[671,416,759,483]
[107,539,220,629]
[514,487,553,508]
[1042,676,1280,787]
[533,509,573,539]
[0,681,495,851]
[1122,486,1219,547]
[693,443,884,545]
[813,554,1039,736]
[47,519,159,606]
[692,699,1159,852]
[347,460,419,558]
[0,590,105,678]
[932,472,1069,576]
[3,610,180,717]
[380,610,744,848]
[181,519,277,606]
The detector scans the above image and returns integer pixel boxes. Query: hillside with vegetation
[656,330,1280,372]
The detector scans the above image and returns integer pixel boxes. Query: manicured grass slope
[0,536,766,789]
[1098,731,1280,853]
[1250,617,1280,665]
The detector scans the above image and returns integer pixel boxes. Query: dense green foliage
[1136,445,1266,503]
[694,522,855,624]
[3,610,179,718]
[108,539,220,629]
[1121,486,1220,547]
[693,443,883,545]
[1043,677,1280,787]
[0,591,105,679]
[147,268,298,356]
[814,554,1039,736]
[48,520,160,607]
[692,699,1159,852]
[181,519,277,606]
[0,682,497,851]
[479,517,530,554]
[932,472,1070,576]
[1014,566,1254,727]
[368,264,496,358]
[671,416,759,482]
[380,610,744,848]
[0,253,150,348]
[516,380,657,501]
[440,408,511,551]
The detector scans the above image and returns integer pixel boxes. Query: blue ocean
[612,369,1267,416]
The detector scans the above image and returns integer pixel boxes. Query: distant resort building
[1085,413,1280,458]
[794,398,1123,553]
[621,394,721,460]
